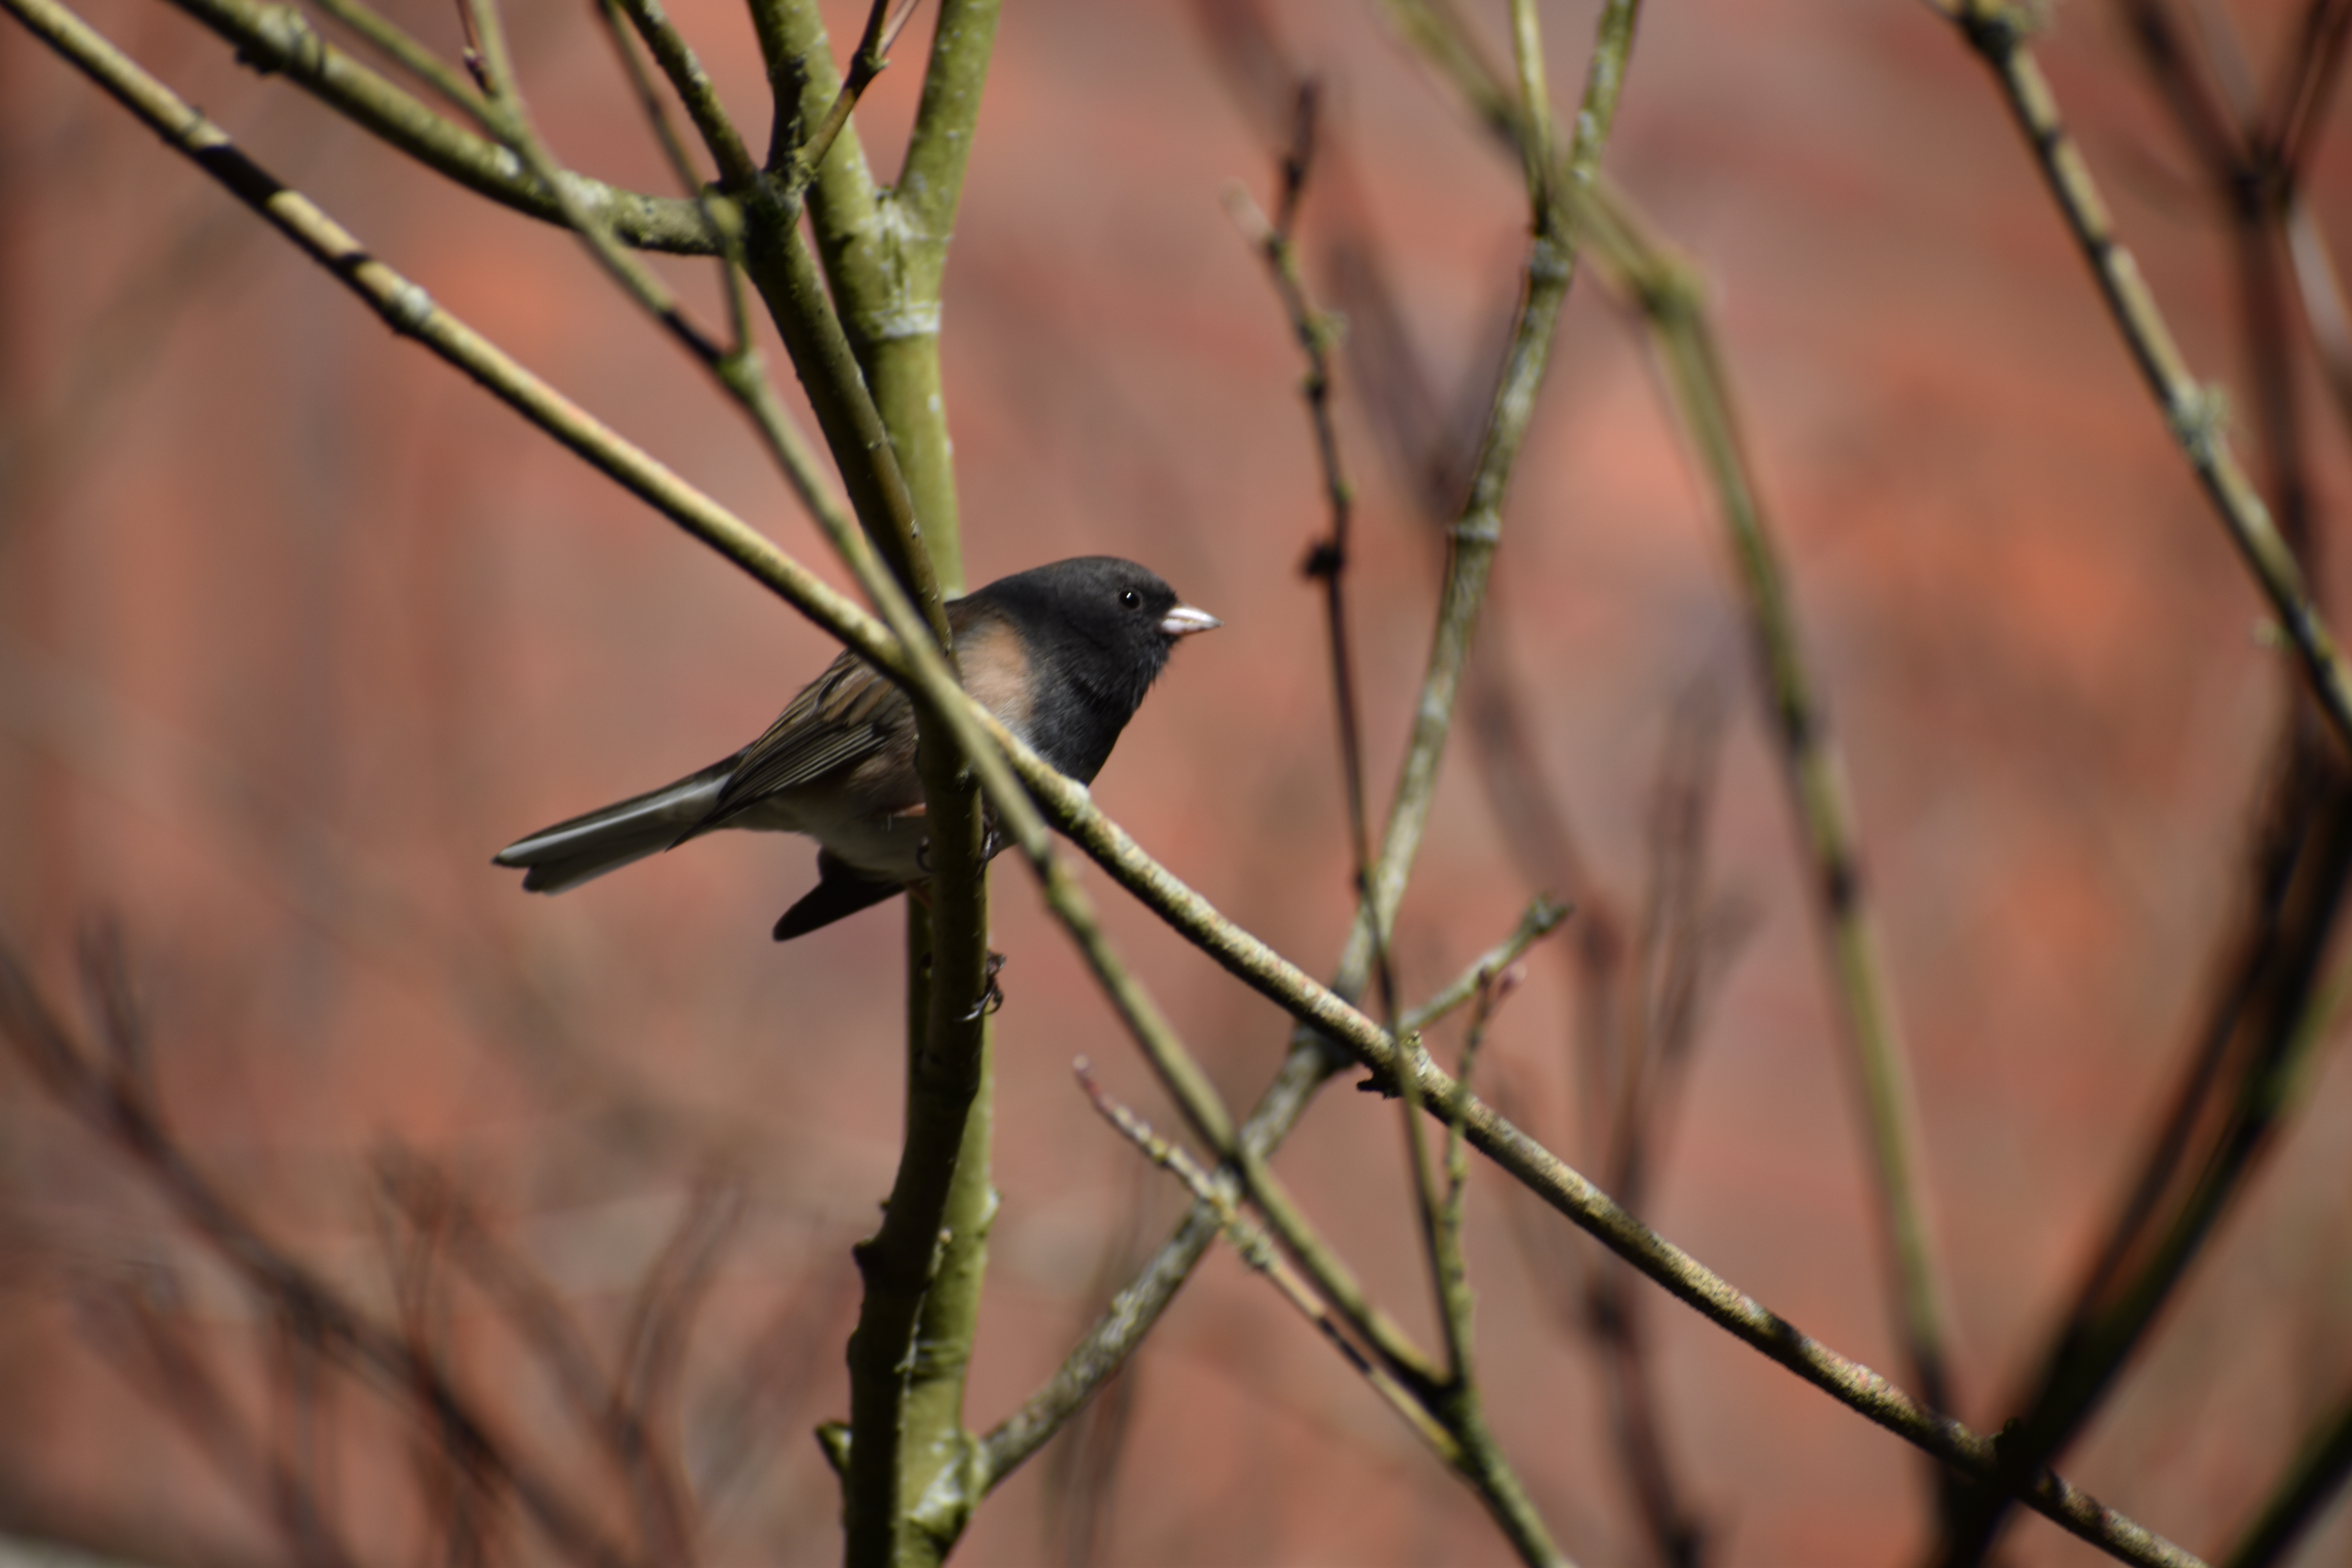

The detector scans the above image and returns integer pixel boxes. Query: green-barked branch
[0,1,2217,1559]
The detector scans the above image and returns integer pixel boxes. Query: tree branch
[1072,1065,1464,1463]
[0,9,2210,1559]
[976,897,1564,1485]
[304,0,493,129]
[2221,1381,2352,1568]
[1575,174,1957,1426]
[1225,83,1390,1018]
[605,0,758,188]
[757,0,998,593]
[0,947,647,1568]
[1069,988,1564,1561]
[165,0,716,250]
[978,0,1636,1486]
[1946,0,2352,756]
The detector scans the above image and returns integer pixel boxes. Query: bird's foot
[960,951,1007,1022]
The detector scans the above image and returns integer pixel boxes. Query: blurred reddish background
[4,0,2352,1562]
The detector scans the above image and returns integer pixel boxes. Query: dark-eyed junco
[495,556,1219,940]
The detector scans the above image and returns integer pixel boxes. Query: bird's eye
[1120,589,1141,609]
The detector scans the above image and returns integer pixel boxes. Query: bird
[494,556,1220,940]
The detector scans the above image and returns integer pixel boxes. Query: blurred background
[4,0,2351,1561]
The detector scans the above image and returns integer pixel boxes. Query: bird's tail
[493,758,735,894]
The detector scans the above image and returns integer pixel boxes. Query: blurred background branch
[7,0,2352,1561]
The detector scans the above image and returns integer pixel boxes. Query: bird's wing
[706,597,1000,830]
[708,648,909,822]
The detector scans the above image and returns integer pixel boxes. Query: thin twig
[1938,734,2352,1566]
[305,0,494,127]
[1423,964,1529,1400]
[2118,0,2314,556]
[403,1178,699,1568]
[0,947,648,1568]
[782,0,919,194]
[2264,0,2352,182]
[1075,1057,1566,1566]
[1378,0,1523,150]
[1403,898,1572,1039]
[1038,866,1446,1396]
[1929,6,2350,1557]
[2221,1383,2352,1568]
[603,0,757,188]
[1946,0,2352,756]
[1008,794,1559,1558]
[77,1274,363,1568]
[590,0,758,363]
[593,0,713,201]
[2284,200,2352,443]
[457,0,728,367]
[1072,1062,1463,1463]
[982,0,1630,1487]
[1223,71,1517,1497]
[174,0,717,250]
[1225,81,1391,1019]
[1574,178,1957,1427]
[1443,968,1516,1227]
[1396,1003,1466,1374]
[1398,0,1957,1463]
[1369,22,1578,1559]
[752,0,1002,595]
[978,895,1564,1482]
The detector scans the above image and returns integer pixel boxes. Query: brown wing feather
[704,597,1013,833]
[709,651,910,823]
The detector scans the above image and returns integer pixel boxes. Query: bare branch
[1576,179,1956,1425]
[1225,88,1392,1018]
[2221,1382,2352,1568]
[306,0,494,131]
[383,1169,698,1568]
[603,0,757,188]
[0,945,647,1568]
[1072,1062,1462,1464]
[168,0,715,249]
[1946,0,2352,755]
[0,8,2230,1559]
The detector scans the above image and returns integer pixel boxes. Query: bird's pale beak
[1160,604,1222,638]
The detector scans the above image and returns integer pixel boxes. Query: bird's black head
[971,556,1218,781]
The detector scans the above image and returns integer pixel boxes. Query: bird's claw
[960,951,1007,1022]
